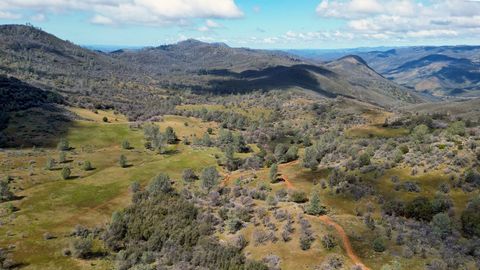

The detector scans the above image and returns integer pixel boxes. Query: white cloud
[197,19,222,32]
[0,0,243,26]
[90,14,114,25]
[0,10,21,19]
[316,0,480,41]
[206,19,220,28]
[30,13,46,22]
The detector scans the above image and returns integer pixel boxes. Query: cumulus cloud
[0,10,21,19]
[316,0,480,40]
[197,19,222,32]
[0,0,243,26]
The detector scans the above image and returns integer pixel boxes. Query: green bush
[70,236,93,258]
[121,140,131,150]
[290,190,308,203]
[119,155,128,168]
[372,237,386,252]
[61,167,71,180]
[45,157,55,170]
[83,161,93,171]
[461,196,480,238]
[57,138,69,151]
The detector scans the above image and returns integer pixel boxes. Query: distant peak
[337,55,368,66]
[176,39,206,46]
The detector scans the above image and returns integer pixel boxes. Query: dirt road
[278,161,370,270]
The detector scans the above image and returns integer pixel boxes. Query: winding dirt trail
[318,215,371,270]
[277,161,370,270]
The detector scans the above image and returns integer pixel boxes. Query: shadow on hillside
[197,64,342,97]
[0,75,74,148]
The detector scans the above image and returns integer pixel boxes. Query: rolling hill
[289,46,480,98]
[0,24,421,115]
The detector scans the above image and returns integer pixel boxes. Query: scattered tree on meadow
[165,126,177,144]
[119,155,128,168]
[45,157,55,170]
[121,139,131,150]
[83,161,93,171]
[305,192,326,215]
[59,151,67,163]
[61,167,71,180]
[57,138,69,151]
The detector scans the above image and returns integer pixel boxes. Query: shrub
[461,196,480,237]
[61,167,71,180]
[121,140,131,150]
[59,151,67,163]
[321,234,337,250]
[289,190,307,203]
[299,233,313,250]
[83,161,93,171]
[404,196,435,221]
[0,180,14,202]
[165,126,177,144]
[45,157,55,170]
[70,236,93,258]
[447,121,466,136]
[201,166,219,190]
[119,155,128,168]
[372,237,386,252]
[102,116,108,122]
[148,173,173,194]
[431,213,452,239]
[182,168,197,183]
[358,152,371,167]
[57,138,70,151]
[269,163,278,183]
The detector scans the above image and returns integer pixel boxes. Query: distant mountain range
[0,24,421,114]
[289,46,480,98]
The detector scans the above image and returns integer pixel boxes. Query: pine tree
[305,192,326,215]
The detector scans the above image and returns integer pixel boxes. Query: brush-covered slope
[0,24,420,112]
[359,46,480,97]
[325,55,421,106]
[113,40,421,107]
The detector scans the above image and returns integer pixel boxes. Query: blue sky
[0,0,479,49]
